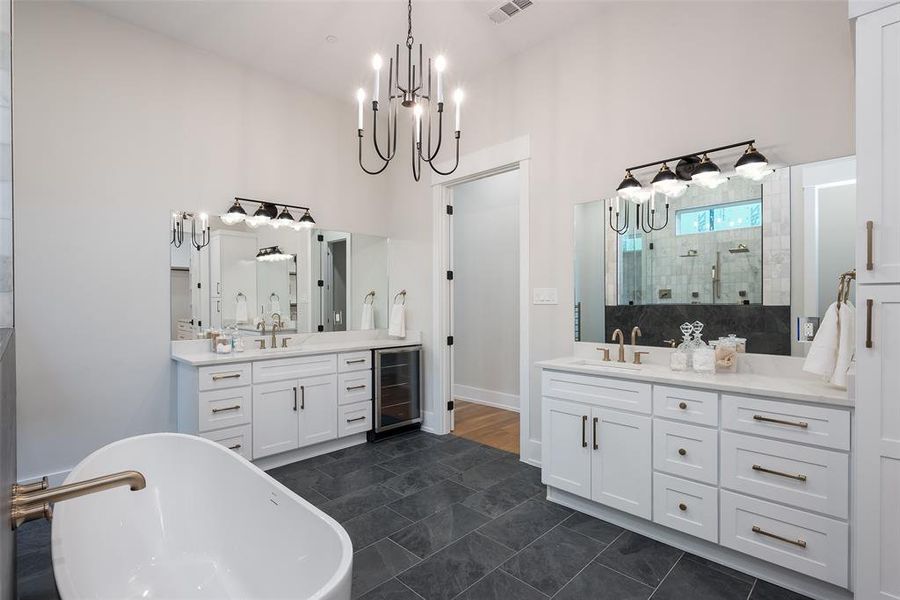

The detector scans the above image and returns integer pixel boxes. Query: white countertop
[172,336,421,367]
[537,356,852,408]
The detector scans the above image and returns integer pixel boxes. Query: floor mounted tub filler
[51,433,352,599]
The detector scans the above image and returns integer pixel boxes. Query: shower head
[729,244,750,254]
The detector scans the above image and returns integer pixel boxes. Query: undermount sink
[567,358,642,371]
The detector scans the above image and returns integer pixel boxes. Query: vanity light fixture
[170,212,210,250]
[356,0,463,181]
[256,246,293,262]
[608,139,772,235]
[222,197,317,232]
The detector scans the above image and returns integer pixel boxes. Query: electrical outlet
[797,316,820,342]
[533,288,558,305]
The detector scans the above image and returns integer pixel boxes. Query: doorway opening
[447,169,521,454]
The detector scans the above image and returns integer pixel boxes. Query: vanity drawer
[720,432,849,519]
[720,490,848,587]
[339,401,372,437]
[653,420,718,485]
[200,424,252,461]
[198,362,252,391]
[252,354,337,384]
[198,387,252,433]
[338,351,372,373]
[542,370,651,414]
[339,370,372,405]
[721,395,850,451]
[653,385,718,427]
[653,473,718,543]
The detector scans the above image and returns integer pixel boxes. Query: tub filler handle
[10,470,146,530]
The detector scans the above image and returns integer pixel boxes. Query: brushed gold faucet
[256,321,267,349]
[10,470,146,530]
[611,329,626,363]
[270,313,283,349]
[631,326,642,346]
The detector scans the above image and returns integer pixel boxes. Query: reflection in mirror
[169,215,389,339]
[575,161,856,357]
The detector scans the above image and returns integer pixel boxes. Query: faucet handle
[596,347,611,361]
[633,351,650,365]
[282,337,292,348]
[256,339,266,350]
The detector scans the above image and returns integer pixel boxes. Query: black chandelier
[357,0,464,181]
[170,212,210,251]
[609,140,771,235]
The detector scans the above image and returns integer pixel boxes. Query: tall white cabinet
[854,3,900,598]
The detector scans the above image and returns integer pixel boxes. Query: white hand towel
[389,304,406,338]
[803,302,839,379]
[235,296,249,323]
[361,303,375,330]
[829,302,856,388]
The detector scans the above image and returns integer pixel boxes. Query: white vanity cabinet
[176,348,374,464]
[541,372,652,519]
[541,366,853,595]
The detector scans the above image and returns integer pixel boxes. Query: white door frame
[430,136,532,461]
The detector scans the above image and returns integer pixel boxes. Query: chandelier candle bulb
[454,88,463,132]
[371,55,382,102]
[414,104,423,144]
[435,55,446,104]
[356,88,365,130]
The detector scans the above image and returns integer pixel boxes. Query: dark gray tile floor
[15,431,815,600]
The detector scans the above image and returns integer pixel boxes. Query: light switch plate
[533,288,558,305]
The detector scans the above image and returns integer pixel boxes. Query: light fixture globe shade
[691,155,724,189]
[220,200,247,225]
[272,207,295,229]
[297,210,316,229]
[616,171,642,201]
[651,164,688,198]
[630,187,653,205]
[735,145,770,180]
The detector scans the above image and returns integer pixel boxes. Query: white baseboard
[453,384,519,412]
[525,438,542,467]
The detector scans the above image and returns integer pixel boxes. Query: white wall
[574,200,605,342]
[452,170,519,409]
[387,0,854,462]
[13,2,390,480]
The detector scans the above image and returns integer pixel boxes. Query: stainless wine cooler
[371,345,423,439]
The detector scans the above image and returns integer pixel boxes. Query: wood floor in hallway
[451,399,520,455]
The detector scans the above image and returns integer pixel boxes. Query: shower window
[675,199,762,235]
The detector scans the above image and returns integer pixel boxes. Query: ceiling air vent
[488,0,534,24]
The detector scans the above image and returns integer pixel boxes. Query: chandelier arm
[420,105,445,163]
[171,217,184,248]
[639,204,655,234]
[427,131,460,176]
[359,131,391,175]
[608,205,629,235]
[647,203,670,232]
[190,217,210,251]
[371,102,395,162]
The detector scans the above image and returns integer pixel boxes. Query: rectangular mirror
[169,215,389,338]
[574,160,856,357]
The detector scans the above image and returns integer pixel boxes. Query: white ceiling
[80,0,605,100]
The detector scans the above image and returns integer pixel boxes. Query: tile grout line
[395,577,428,600]
[647,551,686,599]
[546,530,632,599]
[745,578,758,600]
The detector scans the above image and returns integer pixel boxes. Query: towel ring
[270,292,280,302]
[393,290,407,305]
[364,290,376,305]
[236,292,247,301]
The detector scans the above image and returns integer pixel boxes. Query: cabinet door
[252,380,300,458]
[209,298,222,329]
[591,407,651,519]
[541,398,591,498]
[298,374,338,448]
[856,284,900,598]
[857,4,900,283]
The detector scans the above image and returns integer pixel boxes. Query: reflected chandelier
[356,0,464,181]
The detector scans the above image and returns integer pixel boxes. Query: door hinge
[317,280,324,287]
[446,205,453,215]
[317,325,324,332]
[649,242,655,250]
[447,336,454,346]
[317,234,324,242]
[446,270,454,280]
[447,400,455,411]
[197,282,201,289]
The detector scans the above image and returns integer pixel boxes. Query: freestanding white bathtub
[51,433,352,599]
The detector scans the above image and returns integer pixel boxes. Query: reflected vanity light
[256,246,293,262]
[222,198,316,232]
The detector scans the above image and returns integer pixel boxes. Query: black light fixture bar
[626,139,755,172]
[233,197,311,211]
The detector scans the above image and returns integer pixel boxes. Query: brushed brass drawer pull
[582,415,588,448]
[346,384,367,391]
[752,525,807,548]
[592,417,599,450]
[678,401,688,410]
[212,373,241,381]
[346,358,366,364]
[752,464,807,482]
[866,220,874,270]
[678,502,687,512]
[347,416,367,423]
[752,414,808,428]
[211,405,241,414]
[678,448,687,456]
[228,444,242,451]
[866,299,874,349]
